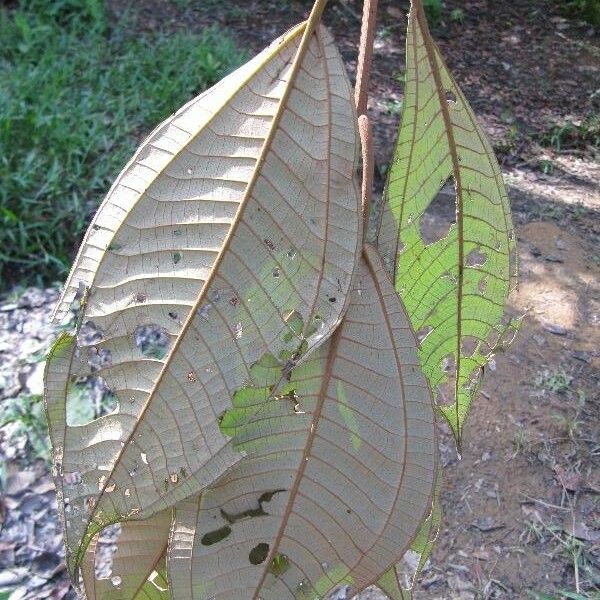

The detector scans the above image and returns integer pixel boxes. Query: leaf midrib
[414,1,465,442]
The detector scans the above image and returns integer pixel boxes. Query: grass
[0,0,245,291]
[562,0,600,27]
[541,115,600,152]
[522,510,600,599]
[536,368,574,395]
[0,393,49,465]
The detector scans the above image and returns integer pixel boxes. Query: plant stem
[304,0,330,37]
[355,0,379,240]
[358,115,374,241]
[355,0,379,116]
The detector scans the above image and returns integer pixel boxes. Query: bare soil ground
[1,0,598,598]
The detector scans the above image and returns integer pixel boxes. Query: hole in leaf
[87,346,112,371]
[478,277,488,295]
[272,267,281,278]
[328,297,336,303]
[201,526,231,546]
[442,354,456,375]
[94,523,122,578]
[419,176,456,245]
[134,324,170,360]
[64,471,82,485]
[132,292,148,304]
[249,543,270,565]
[220,489,285,524]
[445,89,457,103]
[235,322,243,339]
[463,368,482,393]
[78,321,104,346]
[415,325,433,344]
[283,310,304,342]
[172,252,182,264]
[465,248,487,267]
[198,304,211,320]
[168,311,178,320]
[461,336,478,357]
[486,328,501,349]
[442,270,459,285]
[436,354,457,406]
[66,375,118,426]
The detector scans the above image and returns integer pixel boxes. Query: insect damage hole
[461,336,479,357]
[445,89,457,104]
[134,324,170,360]
[415,325,433,344]
[419,176,456,245]
[66,375,118,426]
[94,523,122,579]
[249,543,270,565]
[201,526,231,546]
[465,248,487,267]
[78,320,104,346]
[436,354,457,407]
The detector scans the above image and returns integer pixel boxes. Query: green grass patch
[540,115,600,152]
[562,0,600,27]
[0,0,245,290]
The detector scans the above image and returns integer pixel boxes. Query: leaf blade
[377,0,517,443]
[49,20,361,577]
[82,510,172,599]
[166,245,437,599]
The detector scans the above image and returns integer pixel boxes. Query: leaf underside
[377,0,517,444]
[166,245,437,600]
[377,470,442,599]
[46,20,361,578]
[82,510,172,599]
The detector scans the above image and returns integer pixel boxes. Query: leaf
[43,331,85,536]
[166,245,437,599]
[48,16,361,577]
[377,470,442,599]
[82,510,172,599]
[376,0,517,444]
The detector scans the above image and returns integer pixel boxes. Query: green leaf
[377,0,518,444]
